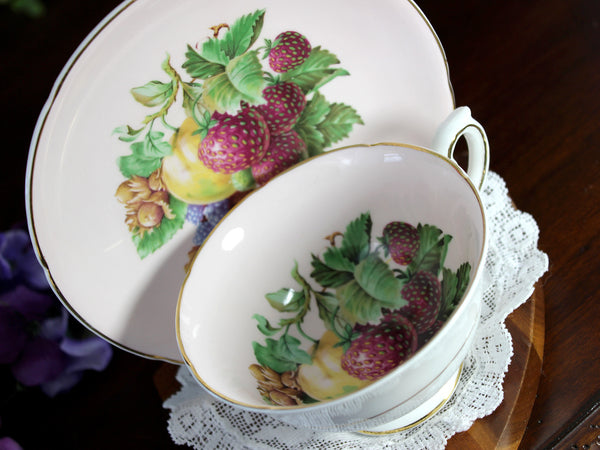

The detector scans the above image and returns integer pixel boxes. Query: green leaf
[202,51,266,114]
[336,280,384,325]
[294,92,330,156]
[113,125,145,143]
[309,68,350,93]
[133,131,172,159]
[310,254,354,288]
[280,46,348,94]
[252,335,312,373]
[253,314,281,336]
[131,196,187,259]
[227,51,265,101]
[408,224,452,276]
[314,291,351,336]
[265,288,305,313]
[200,38,231,66]
[335,323,361,352]
[322,246,355,272]
[309,213,373,290]
[440,263,471,321]
[318,103,364,148]
[182,44,226,80]
[161,54,180,81]
[192,110,218,139]
[294,93,363,156]
[130,80,174,107]
[353,255,407,308]
[181,82,205,119]
[219,9,265,58]
[440,268,458,315]
[314,290,340,328]
[455,262,472,303]
[117,132,173,178]
[117,154,162,179]
[290,262,314,300]
[340,212,372,264]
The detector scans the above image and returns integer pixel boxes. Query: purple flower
[0,305,27,364]
[10,337,66,387]
[2,285,54,321]
[0,437,23,450]
[4,304,114,398]
[41,332,113,397]
[0,228,113,397]
[0,229,48,290]
[39,308,112,397]
[0,285,55,364]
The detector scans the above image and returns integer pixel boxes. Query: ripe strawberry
[256,82,306,136]
[199,109,270,174]
[418,319,444,348]
[268,31,311,73]
[399,271,442,334]
[251,130,307,186]
[379,221,420,265]
[341,312,418,381]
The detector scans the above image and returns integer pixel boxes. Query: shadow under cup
[177,143,487,432]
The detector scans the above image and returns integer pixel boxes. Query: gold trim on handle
[445,124,490,191]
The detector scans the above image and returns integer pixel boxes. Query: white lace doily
[164,171,549,449]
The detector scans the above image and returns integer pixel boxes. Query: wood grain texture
[415,1,600,448]
[447,284,545,449]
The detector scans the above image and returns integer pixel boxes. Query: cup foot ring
[357,364,463,436]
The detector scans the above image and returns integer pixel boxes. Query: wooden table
[1,0,599,448]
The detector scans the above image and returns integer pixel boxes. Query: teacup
[176,106,489,432]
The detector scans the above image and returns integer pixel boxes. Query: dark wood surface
[1,0,599,448]
[447,286,545,449]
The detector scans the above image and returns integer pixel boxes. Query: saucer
[26,0,455,361]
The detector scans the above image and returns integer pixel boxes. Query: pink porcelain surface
[26,0,454,361]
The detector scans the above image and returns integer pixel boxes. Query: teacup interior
[177,144,485,408]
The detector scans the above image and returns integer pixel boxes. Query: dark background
[1,0,599,448]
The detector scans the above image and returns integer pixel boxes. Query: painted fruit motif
[251,130,307,186]
[198,109,270,174]
[379,221,420,265]
[268,31,312,73]
[114,9,363,259]
[161,118,235,204]
[399,270,442,334]
[297,331,371,401]
[250,212,472,406]
[341,312,418,381]
[256,82,306,136]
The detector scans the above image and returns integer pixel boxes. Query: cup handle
[431,106,489,190]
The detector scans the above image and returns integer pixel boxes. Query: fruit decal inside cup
[249,212,472,405]
[113,10,363,259]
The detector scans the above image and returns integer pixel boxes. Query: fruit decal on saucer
[113,10,363,259]
[249,212,471,406]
